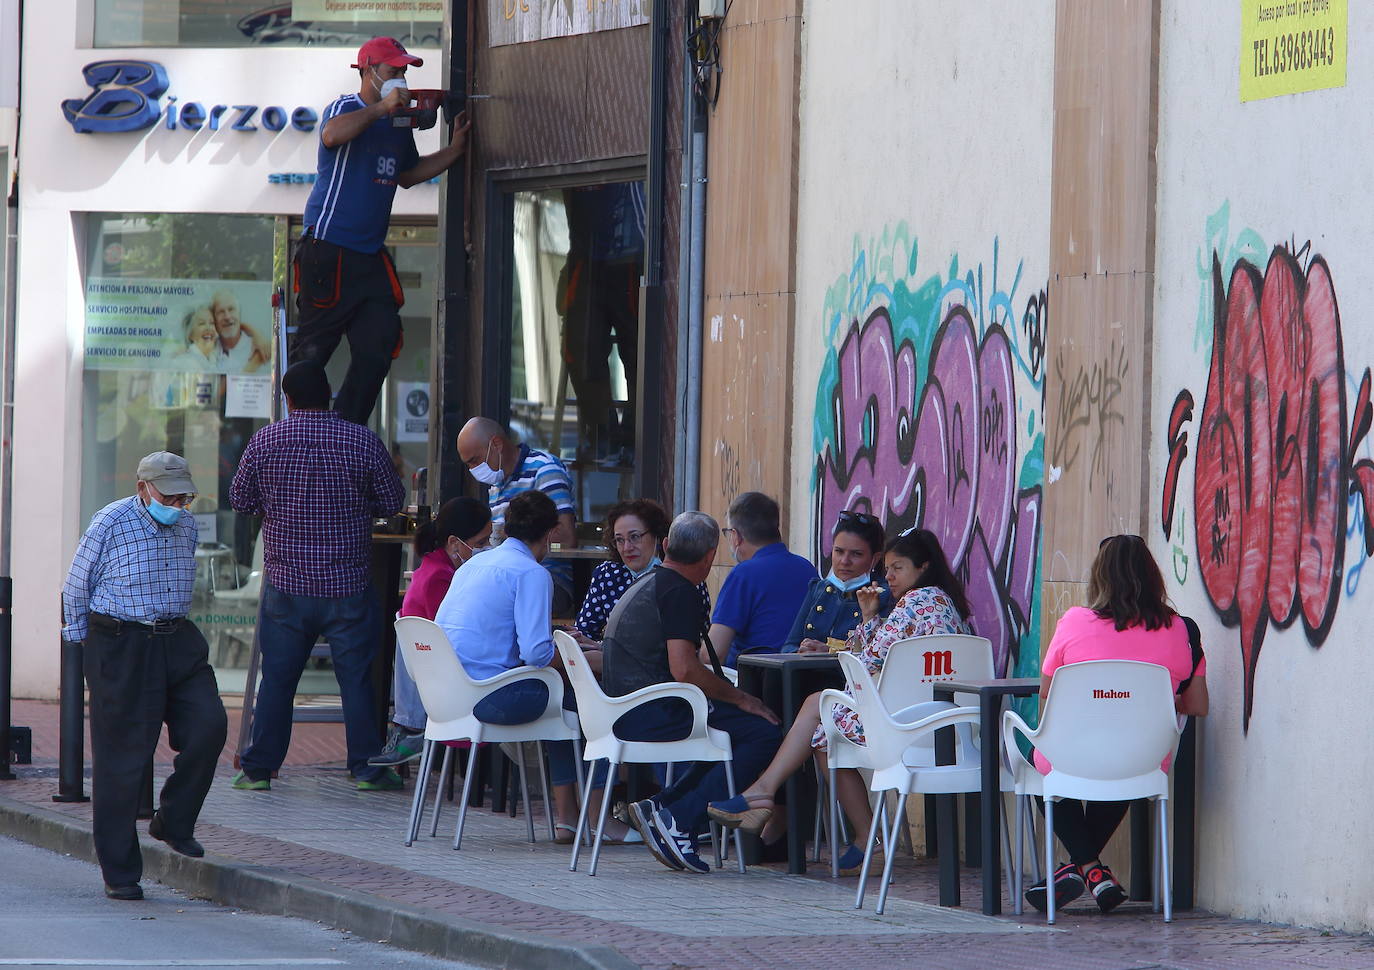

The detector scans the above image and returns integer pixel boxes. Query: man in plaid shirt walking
[229,360,404,790]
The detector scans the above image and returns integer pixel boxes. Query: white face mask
[379,77,410,101]
[825,570,870,593]
[469,440,504,486]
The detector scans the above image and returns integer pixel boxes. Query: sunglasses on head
[1099,533,1145,548]
[837,509,879,526]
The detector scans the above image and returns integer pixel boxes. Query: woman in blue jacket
[783,509,890,652]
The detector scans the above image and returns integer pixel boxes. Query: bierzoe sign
[61,60,319,135]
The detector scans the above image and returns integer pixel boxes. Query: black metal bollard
[0,577,13,781]
[52,638,89,803]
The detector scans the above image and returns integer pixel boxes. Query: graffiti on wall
[812,226,1045,677]
[1161,207,1374,730]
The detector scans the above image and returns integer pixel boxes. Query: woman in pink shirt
[370,497,493,767]
[1026,534,1209,914]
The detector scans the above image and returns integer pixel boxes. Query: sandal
[705,793,774,834]
[554,823,578,845]
[835,840,883,875]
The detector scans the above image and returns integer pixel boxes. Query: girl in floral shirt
[707,528,971,869]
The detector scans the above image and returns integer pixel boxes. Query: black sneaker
[1024,862,1086,912]
[628,799,683,871]
[649,806,711,874]
[368,726,425,767]
[1082,861,1128,913]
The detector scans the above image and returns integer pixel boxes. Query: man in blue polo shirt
[708,491,817,667]
[294,37,470,424]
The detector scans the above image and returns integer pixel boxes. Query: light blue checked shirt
[62,496,198,642]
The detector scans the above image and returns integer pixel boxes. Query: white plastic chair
[825,651,984,914]
[1002,659,1184,924]
[816,634,994,875]
[394,617,583,850]
[554,630,746,876]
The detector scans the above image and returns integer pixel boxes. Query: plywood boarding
[1042,0,1159,586]
[1042,271,1152,582]
[699,291,798,523]
[698,3,803,536]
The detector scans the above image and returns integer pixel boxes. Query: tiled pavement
[5,699,1374,969]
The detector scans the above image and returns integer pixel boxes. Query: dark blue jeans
[473,679,583,787]
[240,580,383,782]
[616,698,781,836]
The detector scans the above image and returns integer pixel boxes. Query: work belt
[89,613,185,636]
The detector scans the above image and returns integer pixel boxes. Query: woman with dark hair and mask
[574,498,711,643]
[707,527,972,869]
[1024,533,1209,915]
[368,497,492,768]
[785,508,891,653]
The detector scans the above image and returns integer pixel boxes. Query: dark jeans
[1045,798,1133,866]
[473,679,585,788]
[292,236,402,425]
[616,697,781,836]
[83,617,228,888]
[240,580,383,781]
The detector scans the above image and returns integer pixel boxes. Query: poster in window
[395,381,430,442]
[84,278,274,374]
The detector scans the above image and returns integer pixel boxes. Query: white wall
[1152,1,1374,932]
[12,0,443,697]
[793,0,1054,678]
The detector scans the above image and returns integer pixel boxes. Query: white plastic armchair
[394,617,582,851]
[827,651,983,914]
[1002,659,1184,924]
[816,634,994,875]
[554,630,745,876]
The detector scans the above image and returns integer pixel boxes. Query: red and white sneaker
[1082,861,1128,913]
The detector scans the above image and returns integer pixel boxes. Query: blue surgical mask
[628,556,661,581]
[825,570,870,594]
[145,498,183,526]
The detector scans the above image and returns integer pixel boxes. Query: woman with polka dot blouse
[574,498,711,644]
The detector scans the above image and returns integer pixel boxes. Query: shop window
[508,182,643,535]
[81,212,279,694]
[94,1,442,49]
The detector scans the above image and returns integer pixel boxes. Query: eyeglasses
[147,484,195,508]
[721,527,738,539]
[837,509,879,526]
[612,530,650,548]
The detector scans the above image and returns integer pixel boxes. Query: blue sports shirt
[302,94,420,254]
[712,542,818,666]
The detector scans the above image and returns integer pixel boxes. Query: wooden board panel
[1041,580,1089,650]
[1042,0,1160,586]
[1042,271,1152,582]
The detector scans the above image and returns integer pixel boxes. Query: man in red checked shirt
[294,36,470,425]
[229,360,404,791]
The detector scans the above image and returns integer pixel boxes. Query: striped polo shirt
[489,444,576,593]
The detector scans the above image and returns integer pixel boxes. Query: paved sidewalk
[4,699,1373,970]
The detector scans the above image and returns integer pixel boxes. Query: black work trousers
[83,617,228,888]
[291,236,403,425]
[1047,798,1132,866]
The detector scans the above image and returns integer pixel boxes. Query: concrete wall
[792,0,1055,678]
[14,1,441,697]
[1152,2,1374,932]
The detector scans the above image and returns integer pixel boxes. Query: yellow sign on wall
[1241,0,1347,102]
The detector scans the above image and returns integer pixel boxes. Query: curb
[0,794,640,970]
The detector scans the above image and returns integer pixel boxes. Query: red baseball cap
[352,37,424,70]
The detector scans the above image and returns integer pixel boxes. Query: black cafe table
[932,677,1199,916]
[931,677,1039,913]
[734,653,844,874]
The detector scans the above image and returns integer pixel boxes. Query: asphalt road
[0,835,478,969]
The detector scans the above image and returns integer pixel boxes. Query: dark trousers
[240,580,383,781]
[83,618,228,888]
[616,698,781,836]
[292,236,402,425]
[472,679,580,787]
[1047,798,1132,865]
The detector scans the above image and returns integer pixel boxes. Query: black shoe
[104,883,144,901]
[148,812,205,858]
[1082,861,1128,913]
[1024,862,1086,912]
